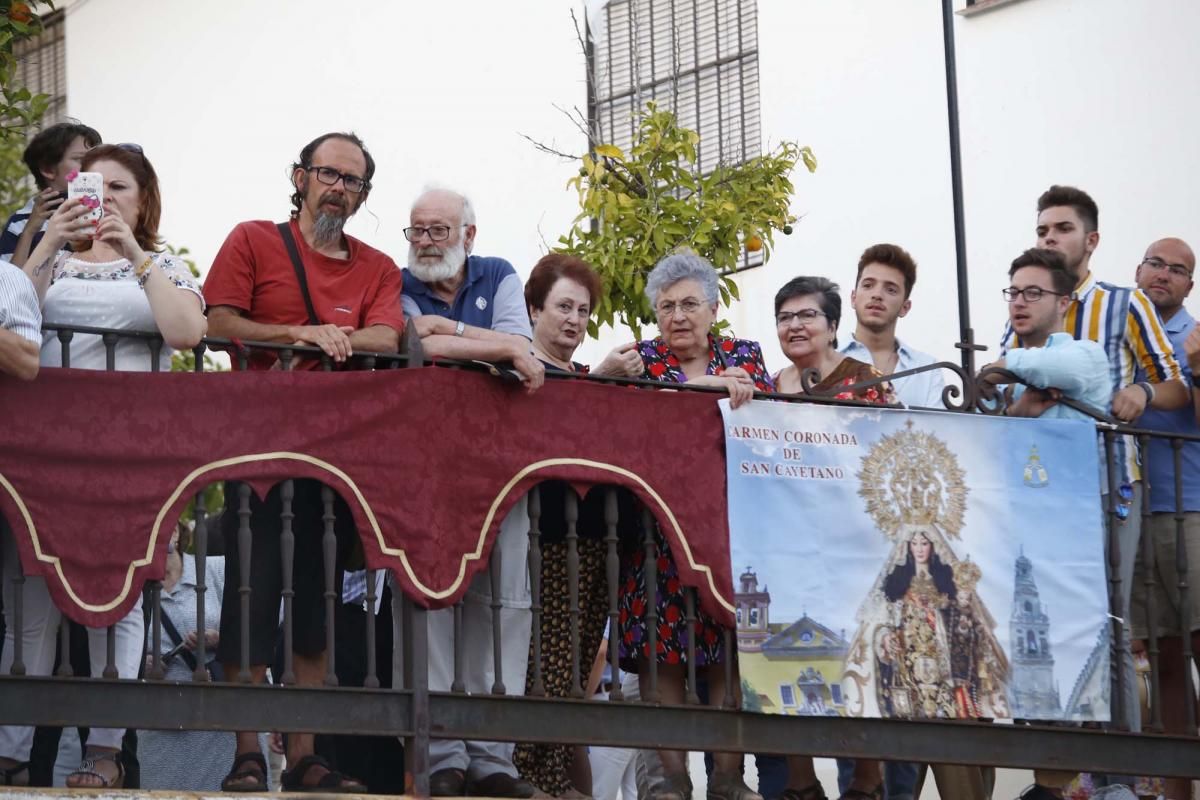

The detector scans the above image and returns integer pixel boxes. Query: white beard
[408,239,466,283]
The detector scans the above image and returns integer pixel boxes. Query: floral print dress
[617,335,773,669]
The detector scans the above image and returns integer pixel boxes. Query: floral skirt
[617,529,725,669]
[514,538,608,795]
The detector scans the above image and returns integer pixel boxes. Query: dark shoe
[430,768,467,797]
[838,786,883,800]
[1015,786,1061,800]
[650,771,694,800]
[280,754,366,794]
[780,785,828,800]
[707,771,762,800]
[221,752,268,792]
[469,771,539,798]
[0,759,29,787]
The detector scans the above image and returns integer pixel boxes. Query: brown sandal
[838,786,883,800]
[281,754,366,794]
[221,751,268,792]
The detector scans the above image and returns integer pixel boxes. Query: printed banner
[721,399,1111,723]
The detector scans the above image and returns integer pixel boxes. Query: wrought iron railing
[0,324,1197,794]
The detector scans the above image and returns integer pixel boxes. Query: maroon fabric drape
[0,368,735,628]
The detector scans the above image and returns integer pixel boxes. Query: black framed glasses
[1002,286,1065,303]
[775,308,827,326]
[1141,256,1193,279]
[403,224,467,243]
[306,166,369,193]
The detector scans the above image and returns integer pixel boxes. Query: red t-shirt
[203,219,406,369]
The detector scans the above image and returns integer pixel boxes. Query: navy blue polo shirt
[401,255,531,337]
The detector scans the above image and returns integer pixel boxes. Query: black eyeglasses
[403,224,467,243]
[775,309,827,326]
[1002,286,1066,303]
[306,165,369,193]
[116,142,144,154]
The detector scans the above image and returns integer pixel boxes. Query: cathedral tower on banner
[1009,549,1061,717]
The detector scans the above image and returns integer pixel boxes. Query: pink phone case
[67,171,103,223]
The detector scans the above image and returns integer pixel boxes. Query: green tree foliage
[555,102,816,338]
[740,678,763,713]
[0,2,52,140]
[0,1,55,217]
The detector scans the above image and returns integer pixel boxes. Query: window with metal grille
[589,0,763,269]
[14,9,67,126]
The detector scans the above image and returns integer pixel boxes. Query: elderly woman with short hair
[617,253,770,800]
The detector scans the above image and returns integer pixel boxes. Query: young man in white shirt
[840,244,946,408]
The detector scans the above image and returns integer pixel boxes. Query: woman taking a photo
[0,143,205,789]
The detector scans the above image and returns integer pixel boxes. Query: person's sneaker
[1015,785,1061,800]
[469,771,540,798]
[707,771,762,800]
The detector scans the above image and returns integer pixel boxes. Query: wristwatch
[454,321,465,337]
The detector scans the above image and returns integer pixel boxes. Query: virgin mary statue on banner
[842,422,1011,720]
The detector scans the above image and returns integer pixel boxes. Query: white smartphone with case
[67,171,103,224]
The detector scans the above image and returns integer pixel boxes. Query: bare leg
[784,755,820,791]
[223,664,270,789]
[703,661,743,776]
[649,662,689,777]
[847,759,882,795]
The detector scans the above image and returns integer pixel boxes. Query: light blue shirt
[840,335,945,408]
[1006,332,1111,421]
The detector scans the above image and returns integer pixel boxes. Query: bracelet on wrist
[134,255,155,287]
[1136,381,1155,404]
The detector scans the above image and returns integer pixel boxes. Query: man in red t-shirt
[202,132,404,793]
[204,132,404,368]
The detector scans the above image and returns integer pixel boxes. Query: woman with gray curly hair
[617,252,771,800]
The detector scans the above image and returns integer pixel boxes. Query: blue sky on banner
[720,399,1109,718]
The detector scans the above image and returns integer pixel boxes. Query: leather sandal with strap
[66,749,124,789]
[707,771,763,800]
[0,759,30,786]
[222,751,269,792]
[780,785,828,800]
[649,771,694,800]
[281,754,366,794]
[838,785,883,800]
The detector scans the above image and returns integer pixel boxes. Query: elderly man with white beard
[401,186,544,391]
[399,186,546,798]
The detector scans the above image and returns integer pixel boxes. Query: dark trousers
[313,584,405,794]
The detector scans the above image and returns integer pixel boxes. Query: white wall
[63,0,588,298]
[60,0,1200,378]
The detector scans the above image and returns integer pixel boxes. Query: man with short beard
[400,186,543,798]
[401,186,544,390]
[202,132,405,793]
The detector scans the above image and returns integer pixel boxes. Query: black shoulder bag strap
[277,221,320,325]
[159,608,200,673]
